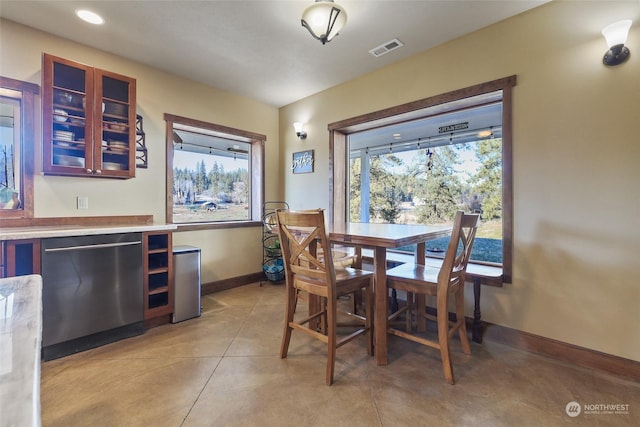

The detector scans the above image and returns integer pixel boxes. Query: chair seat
[294,268,372,298]
[386,262,439,284]
[386,262,465,295]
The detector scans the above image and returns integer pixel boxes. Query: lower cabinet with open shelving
[143,231,173,320]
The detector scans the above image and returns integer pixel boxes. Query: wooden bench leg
[472,277,483,343]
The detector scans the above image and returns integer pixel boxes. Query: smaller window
[173,129,250,223]
[165,114,265,227]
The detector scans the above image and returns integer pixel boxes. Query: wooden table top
[329,222,451,248]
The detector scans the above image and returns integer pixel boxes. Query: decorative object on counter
[292,149,314,174]
[301,0,347,45]
[135,114,148,168]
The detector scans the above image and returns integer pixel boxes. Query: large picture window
[329,76,515,282]
[348,93,503,264]
[164,114,265,228]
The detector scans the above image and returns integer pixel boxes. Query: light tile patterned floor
[40,283,640,426]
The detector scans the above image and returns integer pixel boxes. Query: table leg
[472,277,483,343]
[415,242,427,332]
[390,289,399,314]
[373,246,388,365]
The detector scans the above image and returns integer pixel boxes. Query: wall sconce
[602,20,632,66]
[293,122,307,140]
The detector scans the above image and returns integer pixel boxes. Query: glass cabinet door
[95,70,136,177]
[43,55,94,175]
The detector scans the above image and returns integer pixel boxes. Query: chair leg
[280,285,297,359]
[456,287,471,355]
[405,291,413,332]
[364,286,374,356]
[326,296,337,385]
[437,293,454,385]
[416,294,427,332]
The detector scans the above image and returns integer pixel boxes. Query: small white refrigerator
[172,245,201,323]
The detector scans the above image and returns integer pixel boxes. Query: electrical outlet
[77,196,89,209]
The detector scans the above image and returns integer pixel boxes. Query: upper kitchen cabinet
[42,53,136,178]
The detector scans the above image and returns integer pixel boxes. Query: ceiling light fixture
[301,0,347,45]
[602,20,632,66]
[75,9,104,25]
[293,122,307,140]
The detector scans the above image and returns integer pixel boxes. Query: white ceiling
[1,0,550,107]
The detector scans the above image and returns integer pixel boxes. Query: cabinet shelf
[148,286,169,296]
[148,248,168,255]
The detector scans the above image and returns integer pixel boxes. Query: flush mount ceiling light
[301,0,347,45]
[76,9,104,25]
[602,20,632,66]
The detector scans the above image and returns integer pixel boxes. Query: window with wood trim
[328,76,515,282]
[164,114,265,228]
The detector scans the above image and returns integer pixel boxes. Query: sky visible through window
[173,149,247,173]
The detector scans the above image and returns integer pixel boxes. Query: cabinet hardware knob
[95,169,102,175]
[86,168,92,174]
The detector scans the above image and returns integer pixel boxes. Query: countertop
[0,223,177,241]
[0,274,43,427]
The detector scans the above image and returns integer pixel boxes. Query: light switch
[77,196,89,209]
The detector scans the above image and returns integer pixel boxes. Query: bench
[463,263,503,343]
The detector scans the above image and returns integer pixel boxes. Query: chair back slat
[275,209,337,296]
[438,211,480,290]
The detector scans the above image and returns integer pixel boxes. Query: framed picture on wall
[292,150,314,174]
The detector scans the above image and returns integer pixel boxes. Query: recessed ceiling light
[393,133,402,139]
[76,9,104,25]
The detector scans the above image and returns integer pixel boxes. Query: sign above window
[438,122,469,133]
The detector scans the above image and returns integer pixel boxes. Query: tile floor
[41,283,639,427]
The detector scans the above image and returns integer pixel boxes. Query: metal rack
[261,201,288,285]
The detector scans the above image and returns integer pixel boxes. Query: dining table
[329,222,451,365]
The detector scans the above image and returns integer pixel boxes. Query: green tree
[194,160,207,196]
[410,146,463,223]
[470,138,502,220]
[369,154,402,223]
[349,158,362,222]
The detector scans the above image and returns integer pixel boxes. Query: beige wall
[1,19,281,282]
[280,1,640,361]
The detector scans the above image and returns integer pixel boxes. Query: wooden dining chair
[386,210,479,384]
[275,208,374,385]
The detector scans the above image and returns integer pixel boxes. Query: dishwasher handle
[44,240,142,253]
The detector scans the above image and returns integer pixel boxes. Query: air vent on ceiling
[369,38,404,58]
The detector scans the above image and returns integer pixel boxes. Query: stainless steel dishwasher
[41,233,144,360]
